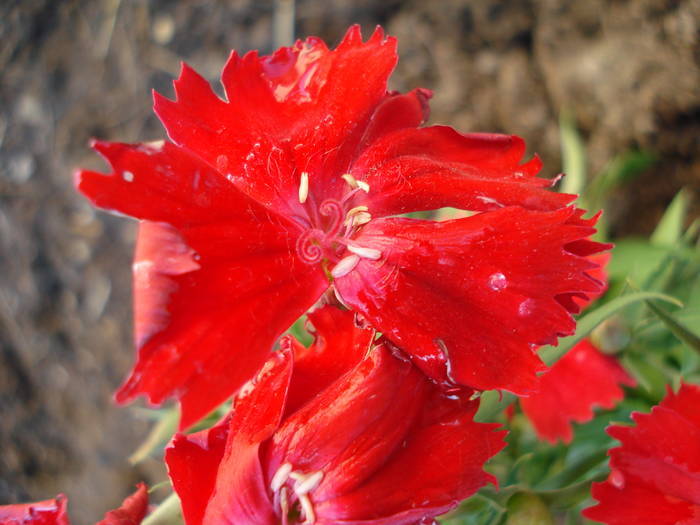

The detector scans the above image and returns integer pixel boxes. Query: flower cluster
[8,25,692,525]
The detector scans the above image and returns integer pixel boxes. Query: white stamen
[299,493,316,525]
[298,172,309,203]
[270,462,293,491]
[347,244,382,260]
[341,173,370,193]
[341,173,358,189]
[294,471,323,495]
[344,206,372,226]
[279,487,289,525]
[331,255,360,278]
[352,211,372,225]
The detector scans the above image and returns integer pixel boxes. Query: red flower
[517,253,635,443]
[77,25,607,428]
[519,339,635,443]
[0,485,148,525]
[583,382,700,524]
[165,306,507,525]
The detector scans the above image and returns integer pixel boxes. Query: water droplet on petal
[518,298,535,317]
[610,470,625,489]
[122,170,134,182]
[488,272,507,291]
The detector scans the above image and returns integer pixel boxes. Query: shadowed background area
[1,1,698,523]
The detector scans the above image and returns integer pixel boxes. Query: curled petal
[284,305,375,415]
[520,339,635,443]
[335,206,608,394]
[351,127,574,217]
[584,383,700,524]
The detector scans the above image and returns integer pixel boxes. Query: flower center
[270,462,324,525]
[294,173,380,273]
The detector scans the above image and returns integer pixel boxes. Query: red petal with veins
[166,308,504,524]
[335,206,608,394]
[351,127,574,216]
[520,339,635,443]
[0,496,69,525]
[584,383,700,524]
[266,344,431,500]
[77,141,327,428]
[201,350,294,525]
[97,484,148,525]
[154,25,397,213]
[166,421,230,525]
[284,305,375,415]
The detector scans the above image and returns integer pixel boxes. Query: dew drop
[610,470,625,489]
[122,170,134,182]
[518,298,535,317]
[488,272,507,291]
[246,152,255,161]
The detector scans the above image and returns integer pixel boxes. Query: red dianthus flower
[77,25,607,428]
[584,382,700,524]
[165,306,506,525]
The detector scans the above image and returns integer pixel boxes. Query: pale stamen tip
[331,255,360,278]
[299,172,310,204]
[347,244,382,260]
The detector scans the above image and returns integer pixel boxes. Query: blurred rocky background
[1,0,698,523]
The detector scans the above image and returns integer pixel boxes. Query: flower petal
[166,421,230,525]
[266,345,429,501]
[97,484,149,525]
[154,25,397,213]
[335,206,608,394]
[350,127,574,216]
[77,140,327,428]
[118,219,327,429]
[584,383,700,524]
[0,496,69,525]
[284,305,375,415]
[77,140,269,227]
[519,339,635,443]
[201,349,294,525]
[315,379,507,523]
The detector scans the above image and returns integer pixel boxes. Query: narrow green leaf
[645,300,700,354]
[651,188,690,247]
[129,407,179,464]
[540,291,682,366]
[475,391,516,422]
[142,493,183,525]
[559,111,587,197]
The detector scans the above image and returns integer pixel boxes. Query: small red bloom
[583,382,700,524]
[166,306,506,525]
[0,485,148,525]
[519,339,635,443]
[77,25,607,428]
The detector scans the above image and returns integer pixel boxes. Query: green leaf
[559,111,587,197]
[645,300,700,354]
[651,188,690,247]
[129,407,179,464]
[475,391,516,422]
[142,493,183,525]
[440,494,505,524]
[540,291,682,366]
